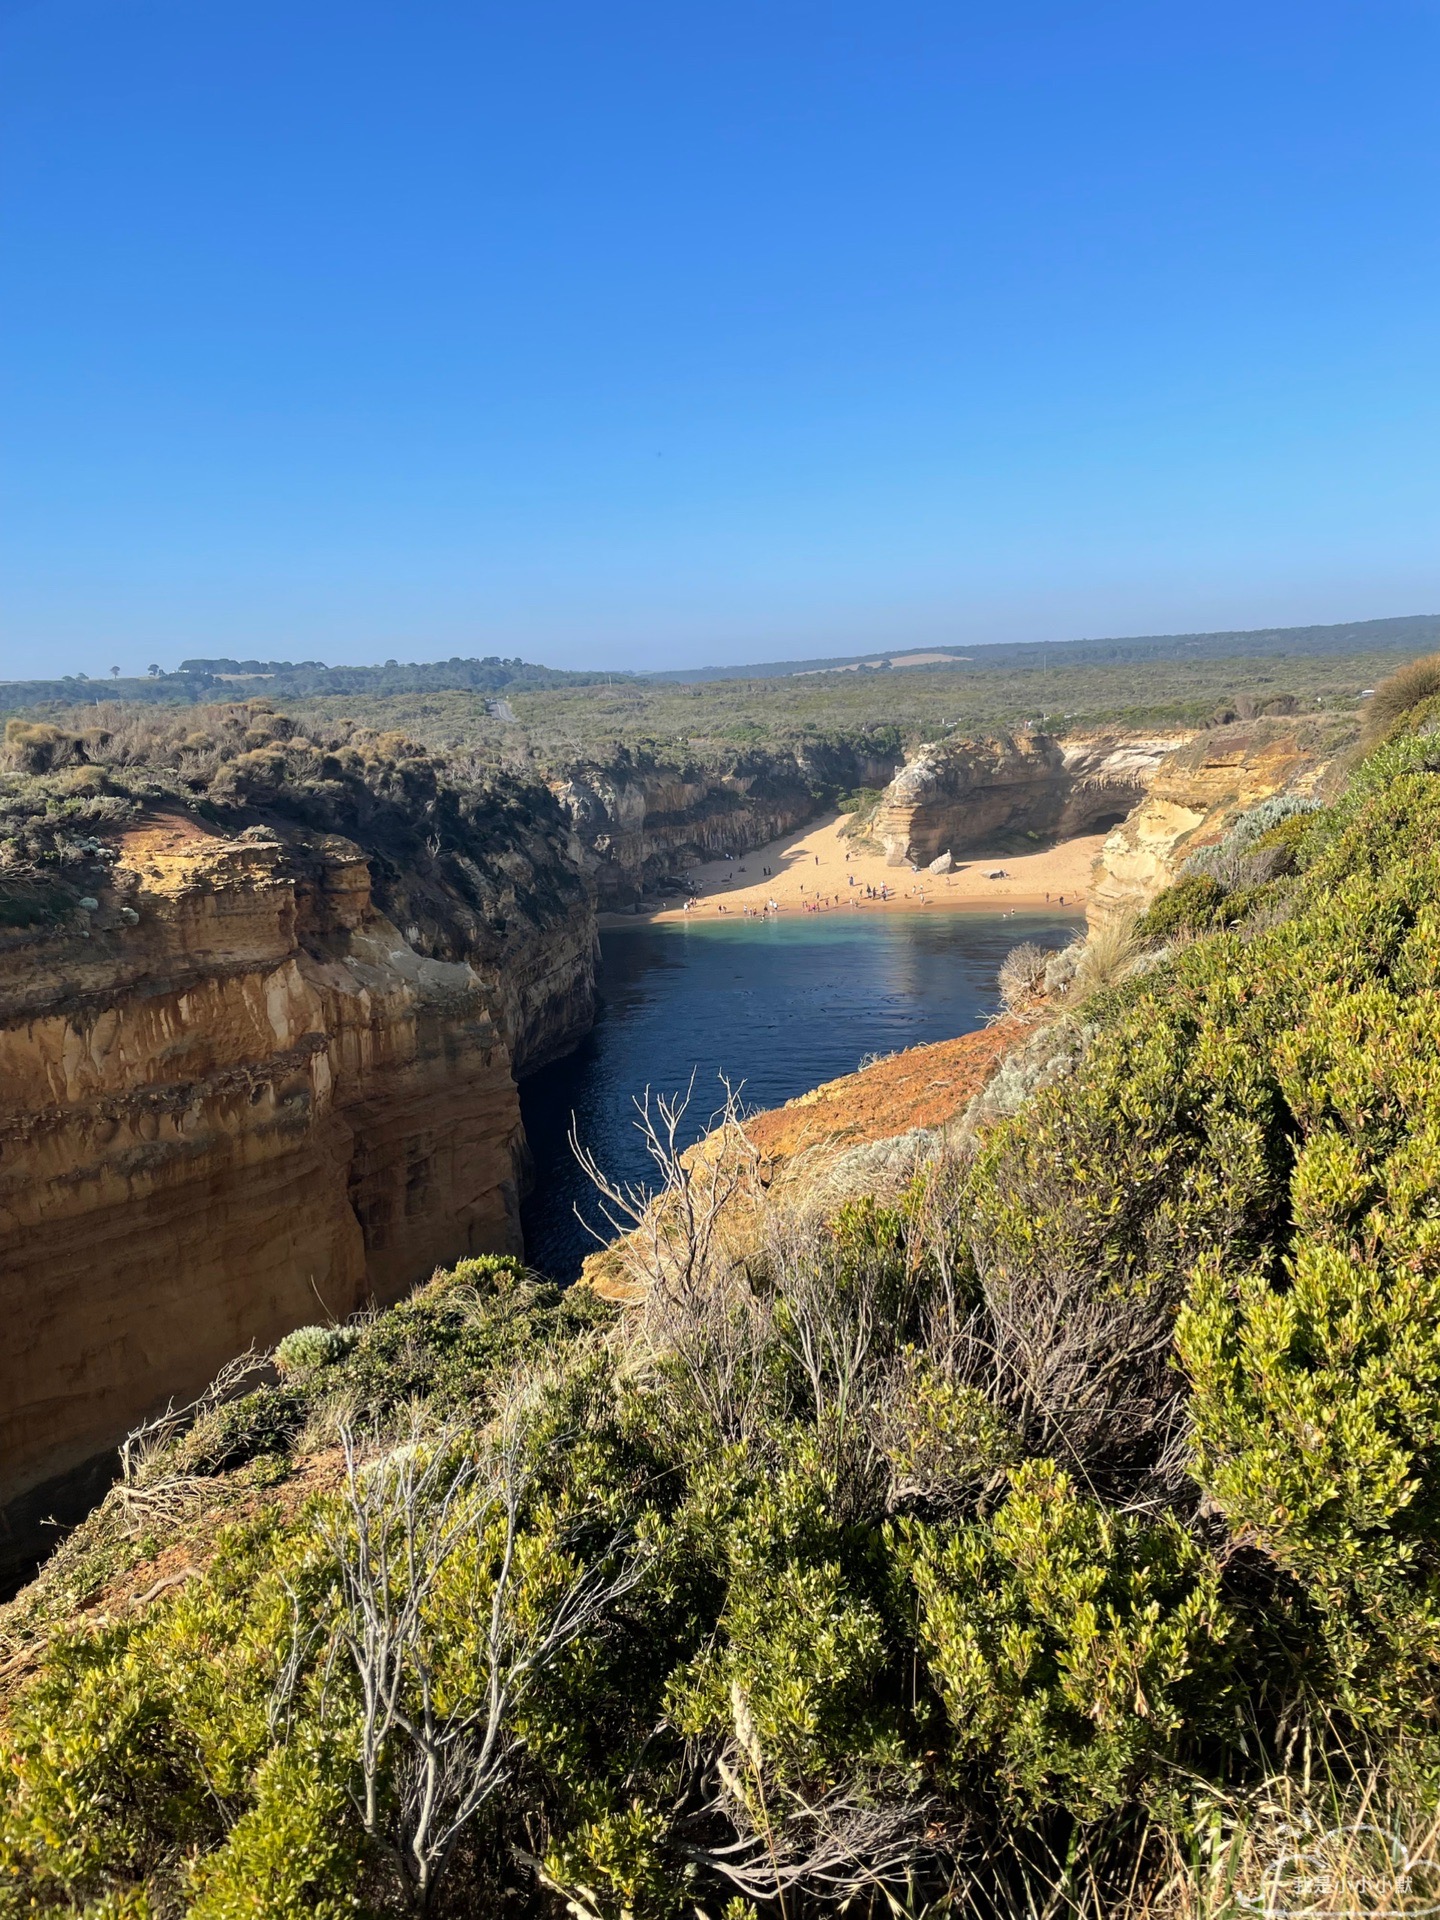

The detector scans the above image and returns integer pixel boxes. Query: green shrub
[272,1323,357,1375]
[880,1363,1018,1512]
[1249,804,1316,866]
[0,1623,214,1906]
[1135,872,1228,939]
[836,785,885,814]
[337,1256,611,1418]
[666,1435,906,1784]
[185,1747,368,1919]
[177,1385,310,1475]
[0,876,69,928]
[901,1462,1237,1815]
[542,1800,685,1920]
[1178,978,1440,1717]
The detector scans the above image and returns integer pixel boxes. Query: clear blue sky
[3,1,1439,677]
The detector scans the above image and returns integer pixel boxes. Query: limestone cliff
[872,730,1188,868]
[555,742,898,906]
[1086,717,1349,928]
[0,816,567,1563]
[0,709,599,1581]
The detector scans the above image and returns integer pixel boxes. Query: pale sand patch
[795,650,972,674]
[598,813,1103,925]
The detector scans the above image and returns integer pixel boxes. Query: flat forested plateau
[271,645,1392,783]
[3,618,1429,780]
[8,660,1440,1914]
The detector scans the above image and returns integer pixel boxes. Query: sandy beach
[600,813,1102,924]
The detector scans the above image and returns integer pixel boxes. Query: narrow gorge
[0,706,1335,1583]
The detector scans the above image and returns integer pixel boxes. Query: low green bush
[272,1324,358,1375]
[901,1462,1238,1816]
[1135,872,1228,938]
[176,1385,310,1476]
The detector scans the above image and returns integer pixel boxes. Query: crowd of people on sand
[670,839,1075,918]
[683,877,904,915]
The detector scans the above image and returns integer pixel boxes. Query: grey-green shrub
[273,1324,357,1375]
[1183,791,1320,887]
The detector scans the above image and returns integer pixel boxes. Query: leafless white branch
[317,1411,643,1911]
[118,1343,268,1485]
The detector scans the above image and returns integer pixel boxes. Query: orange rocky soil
[581,1017,1031,1301]
[745,1016,1031,1172]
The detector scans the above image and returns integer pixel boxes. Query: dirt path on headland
[599,813,1102,925]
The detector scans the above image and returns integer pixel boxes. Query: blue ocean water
[518,909,1081,1281]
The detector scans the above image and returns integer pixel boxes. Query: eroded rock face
[556,744,898,906]
[873,731,1188,867]
[1086,718,1346,928]
[0,810,593,1565]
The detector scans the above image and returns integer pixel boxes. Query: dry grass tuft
[998,941,1051,1010]
[1071,914,1141,998]
[1155,1753,1440,1920]
[1362,651,1440,746]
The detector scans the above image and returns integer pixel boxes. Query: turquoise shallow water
[519,908,1081,1281]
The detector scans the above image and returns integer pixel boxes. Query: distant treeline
[4,612,1439,712]
[646,611,1440,681]
[0,655,631,709]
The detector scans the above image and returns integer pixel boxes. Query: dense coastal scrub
[279,648,1379,776]
[3,640,1395,788]
[7,665,1440,1915]
[0,702,584,943]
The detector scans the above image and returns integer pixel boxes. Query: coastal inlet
[520,907,1081,1281]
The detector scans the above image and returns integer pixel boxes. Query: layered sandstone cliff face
[555,743,898,906]
[1086,718,1346,928]
[0,796,596,1575]
[873,731,1188,868]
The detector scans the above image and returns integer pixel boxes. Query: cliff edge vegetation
[8,660,1440,1915]
[0,702,592,1058]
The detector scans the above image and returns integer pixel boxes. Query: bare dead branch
[570,1072,757,1299]
[690,1740,938,1905]
[118,1343,268,1485]
[316,1408,645,1911]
